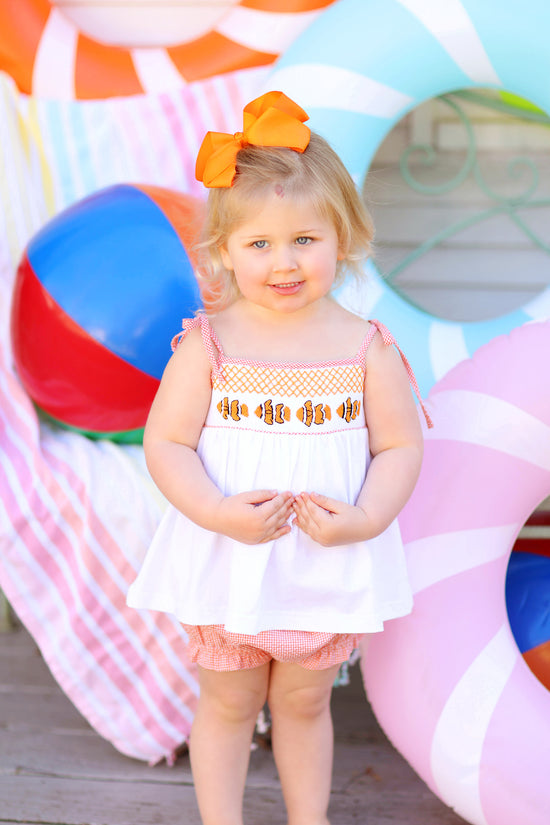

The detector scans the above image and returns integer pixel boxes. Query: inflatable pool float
[361,321,550,825]
[0,0,335,99]
[11,184,203,442]
[267,0,550,394]
[506,524,550,691]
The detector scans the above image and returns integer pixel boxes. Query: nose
[272,244,297,274]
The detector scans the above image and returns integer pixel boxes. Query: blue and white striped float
[266,0,550,394]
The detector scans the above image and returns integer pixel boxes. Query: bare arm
[292,329,424,545]
[356,329,424,529]
[144,328,294,544]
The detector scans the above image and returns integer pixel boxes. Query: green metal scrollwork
[386,92,550,287]
[399,96,476,195]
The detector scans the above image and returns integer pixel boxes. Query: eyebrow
[241,228,321,239]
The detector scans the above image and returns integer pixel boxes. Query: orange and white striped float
[0,0,335,100]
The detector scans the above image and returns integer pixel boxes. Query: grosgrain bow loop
[195,91,310,188]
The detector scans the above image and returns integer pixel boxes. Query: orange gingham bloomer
[183,624,361,671]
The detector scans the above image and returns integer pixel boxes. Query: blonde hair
[197,132,374,310]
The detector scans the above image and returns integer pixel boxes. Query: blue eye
[296,236,312,245]
[252,240,268,249]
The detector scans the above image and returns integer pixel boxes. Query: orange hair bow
[195,91,310,188]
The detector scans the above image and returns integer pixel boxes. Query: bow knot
[195,91,310,188]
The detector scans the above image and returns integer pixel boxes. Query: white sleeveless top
[127,316,420,635]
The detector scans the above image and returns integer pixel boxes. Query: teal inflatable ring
[267,0,550,394]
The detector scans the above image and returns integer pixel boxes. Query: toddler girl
[128,90,430,825]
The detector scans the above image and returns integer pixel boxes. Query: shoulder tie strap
[171,314,226,381]
[362,319,433,429]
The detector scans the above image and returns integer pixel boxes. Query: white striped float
[266,0,550,394]
[361,321,550,825]
[0,0,335,100]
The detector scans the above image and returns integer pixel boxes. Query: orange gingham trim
[183,624,361,671]
[211,362,364,396]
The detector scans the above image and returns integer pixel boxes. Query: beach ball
[506,538,550,691]
[11,184,204,443]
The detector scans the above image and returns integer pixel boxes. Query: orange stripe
[0,0,336,101]
[75,33,143,99]
[242,0,335,10]
[0,0,50,95]
[168,32,275,83]
[136,186,205,271]
[523,641,550,691]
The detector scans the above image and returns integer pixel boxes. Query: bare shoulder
[362,325,408,384]
[203,303,244,350]
[325,301,371,349]
[165,323,210,380]
[363,319,397,355]
[146,321,213,445]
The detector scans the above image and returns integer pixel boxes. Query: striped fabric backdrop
[0,65,268,762]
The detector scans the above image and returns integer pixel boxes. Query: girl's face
[219,191,344,316]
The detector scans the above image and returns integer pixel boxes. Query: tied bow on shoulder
[195,91,311,188]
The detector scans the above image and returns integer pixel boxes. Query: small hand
[215,490,295,544]
[292,492,374,546]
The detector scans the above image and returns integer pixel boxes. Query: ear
[337,243,348,262]
[219,245,232,271]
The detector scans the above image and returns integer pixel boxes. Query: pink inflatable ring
[361,321,550,825]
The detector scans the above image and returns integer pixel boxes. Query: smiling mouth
[270,281,302,289]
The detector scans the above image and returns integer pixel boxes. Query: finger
[246,489,279,505]
[295,492,325,510]
[262,508,290,532]
[259,523,292,543]
[291,494,310,522]
[298,493,328,523]
[294,492,315,507]
[293,516,313,537]
[293,512,318,541]
[259,495,294,527]
[297,493,322,516]
[254,490,295,507]
[257,498,294,525]
[292,496,321,534]
[309,491,340,514]
[272,523,293,540]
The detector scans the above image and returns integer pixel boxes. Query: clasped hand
[292,492,373,546]
[214,490,373,546]
[213,490,294,544]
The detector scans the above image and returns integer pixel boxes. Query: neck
[234,296,333,328]
[211,295,364,363]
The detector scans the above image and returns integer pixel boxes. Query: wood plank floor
[0,622,466,825]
